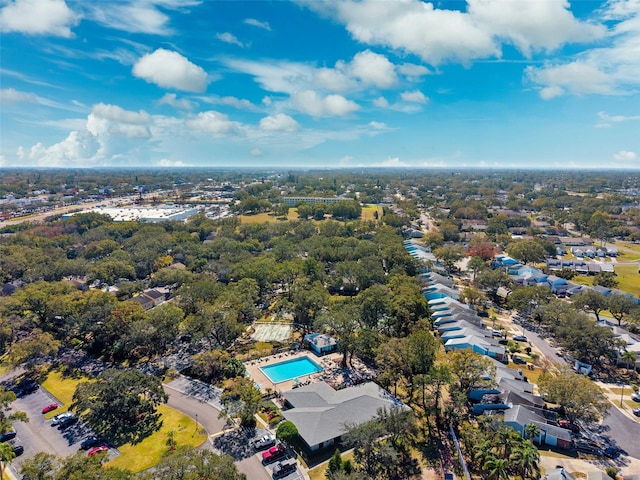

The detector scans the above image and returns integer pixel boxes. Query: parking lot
[9,385,117,473]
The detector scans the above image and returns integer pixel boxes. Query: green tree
[538,366,609,423]
[276,420,299,447]
[510,442,540,480]
[148,446,246,480]
[72,369,168,446]
[8,329,61,369]
[607,294,636,326]
[621,349,637,371]
[505,239,546,265]
[0,442,15,480]
[594,271,618,288]
[467,256,489,284]
[219,377,261,428]
[433,245,465,272]
[524,423,540,445]
[571,289,608,322]
[447,350,495,398]
[19,452,58,480]
[483,456,509,480]
[0,387,28,439]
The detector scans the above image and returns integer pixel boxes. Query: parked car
[11,445,24,456]
[251,433,276,450]
[574,440,601,455]
[0,429,16,442]
[604,446,620,459]
[631,392,640,402]
[498,339,508,345]
[42,403,59,414]
[633,408,640,417]
[87,445,108,456]
[14,379,39,396]
[51,412,76,426]
[58,414,78,429]
[80,436,103,450]
[513,335,527,342]
[262,444,287,464]
[272,458,297,478]
[512,356,527,365]
[491,330,503,337]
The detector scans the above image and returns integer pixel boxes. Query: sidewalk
[596,381,640,423]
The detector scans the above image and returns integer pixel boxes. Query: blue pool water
[260,356,323,383]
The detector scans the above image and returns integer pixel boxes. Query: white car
[631,392,640,402]
[51,412,76,426]
[513,335,527,342]
[251,433,276,450]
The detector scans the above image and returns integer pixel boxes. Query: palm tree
[473,440,494,474]
[511,441,540,480]
[484,456,510,480]
[524,423,541,445]
[0,442,16,480]
[621,349,637,372]
[497,425,516,458]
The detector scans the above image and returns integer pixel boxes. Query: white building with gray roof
[281,381,409,451]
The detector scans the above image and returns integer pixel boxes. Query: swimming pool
[259,356,323,383]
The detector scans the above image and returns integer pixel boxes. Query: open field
[107,404,207,472]
[613,264,640,293]
[239,209,299,223]
[41,369,93,418]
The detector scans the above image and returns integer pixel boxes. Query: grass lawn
[613,264,640,293]
[361,205,382,222]
[239,210,299,224]
[107,404,207,472]
[308,451,354,480]
[570,275,593,286]
[41,369,93,418]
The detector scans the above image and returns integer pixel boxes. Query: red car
[262,444,286,464]
[88,445,109,456]
[42,403,59,414]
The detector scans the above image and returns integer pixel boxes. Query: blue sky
[1,0,639,169]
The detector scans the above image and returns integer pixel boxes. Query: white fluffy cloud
[216,32,244,47]
[0,0,78,37]
[250,148,265,157]
[397,63,431,80]
[526,2,640,98]
[466,0,604,57]
[307,0,604,65]
[87,103,151,138]
[290,90,360,117]
[200,96,259,111]
[225,50,401,94]
[348,50,397,88]
[400,90,428,103]
[526,61,615,99]
[17,130,101,166]
[613,150,638,161]
[157,93,194,110]
[185,111,240,135]
[259,113,300,132]
[133,49,208,92]
[244,18,271,30]
[373,96,389,108]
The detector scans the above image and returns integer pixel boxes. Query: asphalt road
[163,384,227,435]
[164,379,277,480]
[518,321,640,459]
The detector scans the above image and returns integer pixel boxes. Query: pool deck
[245,350,378,394]
[245,350,334,393]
